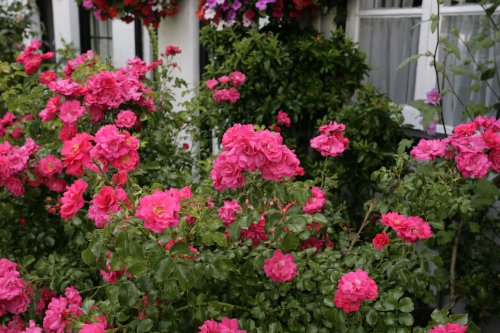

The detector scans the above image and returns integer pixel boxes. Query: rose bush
[0,33,494,333]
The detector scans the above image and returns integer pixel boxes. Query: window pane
[358,17,420,104]
[360,0,422,10]
[90,16,113,60]
[439,15,499,126]
[443,0,482,6]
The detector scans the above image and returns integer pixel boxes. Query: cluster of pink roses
[199,317,247,333]
[310,121,349,157]
[38,50,157,141]
[263,249,297,283]
[135,186,192,233]
[429,323,468,333]
[211,124,303,191]
[43,287,84,333]
[334,269,378,313]
[411,116,499,179]
[0,112,25,138]
[61,125,140,179]
[380,212,432,243]
[206,71,246,104]
[0,138,39,197]
[16,40,54,75]
[0,259,31,316]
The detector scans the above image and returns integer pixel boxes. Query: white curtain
[439,15,500,126]
[361,0,420,10]
[358,17,420,104]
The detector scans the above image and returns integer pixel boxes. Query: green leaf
[398,312,414,326]
[366,310,378,327]
[137,319,154,333]
[282,233,300,251]
[286,215,307,233]
[118,282,138,306]
[169,242,192,255]
[155,258,175,282]
[431,308,449,324]
[480,67,496,81]
[127,260,147,277]
[397,54,422,71]
[398,297,414,313]
[82,247,95,266]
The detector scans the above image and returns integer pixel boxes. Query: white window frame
[346,0,498,134]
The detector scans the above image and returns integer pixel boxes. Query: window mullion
[414,0,437,100]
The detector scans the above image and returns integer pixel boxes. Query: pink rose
[372,232,390,250]
[205,79,218,90]
[59,179,88,221]
[115,110,137,128]
[230,71,246,87]
[218,199,242,226]
[455,152,491,178]
[334,269,378,313]
[263,249,297,283]
[276,111,291,127]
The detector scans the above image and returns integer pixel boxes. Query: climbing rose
[334,269,378,313]
[36,155,63,177]
[59,100,86,124]
[310,121,349,157]
[372,232,390,250]
[230,71,246,87]
[205,79,218,90]
[59,179,88,221]
[22,320,42,333]
[61,133,94,177]
[425,88,441,106]
[0,258,31,316]
[276,111,291,127]
[428,323,468,333]
[115,110,137,128]
[79,322,106,333]
[135,188,188,233]
[165,45,181,56]
[263,249,297,283]
[218,199,242,226]
[380,212,433,243]
[410,139,447,161]
[39,70,56,85]
[302,187,326,214]
[455,152,491,178]
[198,317,246,333]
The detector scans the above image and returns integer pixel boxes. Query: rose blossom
[334,269,378,313]
[115,110,137,128]
[205,79,219,90]
[135,189,184,233]
[218,199,242,226]
[263,249,297,283]
[230,71,246,87]
[429,323,468,333]
[372,232,390,250]
[410,139,447,161]
[302,187,326,214]
[59,179,88,221]
[276,111,291,127]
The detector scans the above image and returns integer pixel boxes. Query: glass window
[360,0,422,10]
[358,17,420,104]
[439,14,499,126]
[89,15,112,59]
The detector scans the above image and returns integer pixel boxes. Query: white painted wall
[51,0,80,54]
[111,20,136,68]
[157,0,200,110]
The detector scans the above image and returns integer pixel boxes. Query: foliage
[400,0,499,133]
[373,140,500,320]
[0,0,33,62]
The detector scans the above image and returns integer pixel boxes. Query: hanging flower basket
[79,0,182,28]
[196,0,338,27]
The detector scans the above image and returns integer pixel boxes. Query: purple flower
[425,88,442,106]
[426,120,437,136]
[232,0,242,10]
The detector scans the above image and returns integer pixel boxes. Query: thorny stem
[320,157,329,188]
[147,25,159,84]
[448,219,465,309]
[175,301,246,312]
[456,34,500,101]
[432,1,448,136]
[347,201,376,254]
